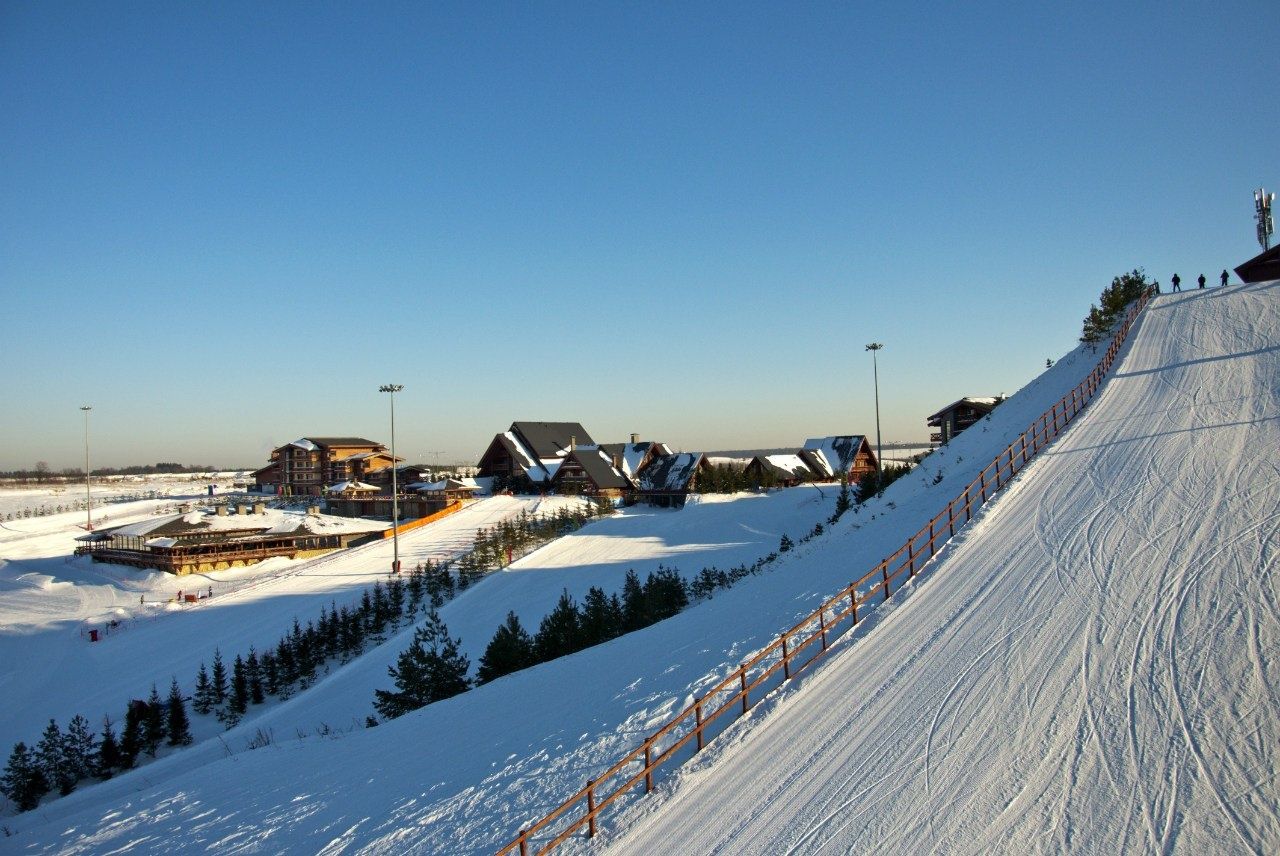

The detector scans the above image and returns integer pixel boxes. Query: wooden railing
[497,292,1152,855]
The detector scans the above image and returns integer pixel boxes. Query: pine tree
[119,702,144,769]
[1,742,49,811]
[192,662,213,715]
[230,655,249,715]
[779,534,794,553]
[166,677,192,746]
[143,685,166,756]
[210,648,228,706]
[246,648,265,705]
[64,714,97,785]
[96,716,121,779]
[36,719,76,796]
[476,612,536,684]
[644,567,689,623]
[831,476,852,522]
[373,610,470,719]
[578,586,622,647]
[620,569,647,632]
[534,589,583,661]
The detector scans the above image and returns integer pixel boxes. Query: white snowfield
[1,282,1274,854]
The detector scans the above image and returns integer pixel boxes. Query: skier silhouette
[1171,273,1181,292]
[1220,269,1229,287]
[1198,273,1206,289]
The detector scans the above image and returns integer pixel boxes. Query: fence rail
[498,291,1151,855]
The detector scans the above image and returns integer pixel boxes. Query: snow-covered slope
[604,281,1280,854]
[4,282,1274,854]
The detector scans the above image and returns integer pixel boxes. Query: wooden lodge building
[476,421,595,486]
[75,503,386,575]
[253,437,399,497]
[927,397,1005,445]
[635,453,710,508]
[550,446,632,500]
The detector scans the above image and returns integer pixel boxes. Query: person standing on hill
[1198,273,1206,289]
[1220,269,1230,287]
[1171,273,1181,292]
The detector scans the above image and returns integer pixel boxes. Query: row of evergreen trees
[455,502,610,576]
[1081,268,1153,344]
[2,680,190,811]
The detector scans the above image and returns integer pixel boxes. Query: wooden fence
[497,292,1152,855]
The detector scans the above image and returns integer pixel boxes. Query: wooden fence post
[644,744,653,793]
[740,664,750,714]
[782,634,791,680]
[587,779,597,838]
[695,701,704,752]
[908,538,917,577]
[819,607,828,650]
[882,564,891,601]
[519,828,528,856]
[850,587,859,624]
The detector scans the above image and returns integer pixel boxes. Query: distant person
[1221,269,1230,287]
[1198,273,1206,289]
[1171,273,1181,292]
[1153,279,1161,294]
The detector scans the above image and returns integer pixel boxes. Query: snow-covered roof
[326,481,379,493]
[800,436,866,478]
[926,397,1005,422]
[638,453,704,492]
[755,454,816,481]
[289,438,320,451]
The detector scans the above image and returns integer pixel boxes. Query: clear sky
[1,2,1276,471]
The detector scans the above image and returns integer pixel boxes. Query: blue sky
[1,2,1275,470]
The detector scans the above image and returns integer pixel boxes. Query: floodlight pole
[379,384,404,573]
[80,405,93,531]
[865,343,884,486]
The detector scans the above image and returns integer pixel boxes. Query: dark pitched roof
[800,436,868,478]
[1235,244,1280,284]
[751,454,817,481]
[559,448,631,490]
[510,422,594,459]
[638,453,704,492]
[925,397,1002,424]
[305,437,383,448]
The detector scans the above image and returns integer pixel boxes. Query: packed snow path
[605,283,1280,854]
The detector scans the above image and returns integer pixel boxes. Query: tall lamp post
[865,343,884,486]
[378,384,404,574]
[80,405,93,530]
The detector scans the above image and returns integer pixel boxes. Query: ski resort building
[636,453,710,508]
[74,504,387,575]
[549,446,633,500]
[798,435,879,482]
[254,437,399,497]
[926,397,1006,445]
[744,453,818,487]
[476,422,595,487]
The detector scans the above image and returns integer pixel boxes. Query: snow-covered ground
[2,281,1274,854]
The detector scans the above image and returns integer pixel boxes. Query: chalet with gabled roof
[799,435,878,483]
[476,421,594,486]
[927,397,1005,445]
[636,453,709,508]
[550,446,632,500]
[598,435,671,481]
[745,453,818,488]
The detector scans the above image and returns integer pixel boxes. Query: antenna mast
[1256,187,1275,251]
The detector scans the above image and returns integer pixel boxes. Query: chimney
[216,505,228,516]
[570,435,576,452]
[306,504,320,515]
[631,433,639,444]
[237,504,249,515]
[254,502,266,515]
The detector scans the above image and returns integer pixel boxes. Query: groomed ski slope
[4,282,1273,854]
[605,281,1280,854]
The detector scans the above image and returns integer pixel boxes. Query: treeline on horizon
[1,462,242,481]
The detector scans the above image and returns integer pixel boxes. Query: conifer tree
[166,677,192,746]
[119,702,144,769]
[143,685,166,756]
[229,656,249,715]
[210,648,228,706]
[64,714,97,785]
[373,610,470,719]
[534,589,582,661]
[36,719,76,796]
[644,567,689,622]
[246,648,265,705]
[621,569,648,632]
[476,611,536,684]
[96,716,121,779]
[1,741,49,811]
[193,662,213,715]
[578,586,622,647]
[779,534,794,553]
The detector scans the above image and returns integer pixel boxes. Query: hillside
[3,281,1274,854]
